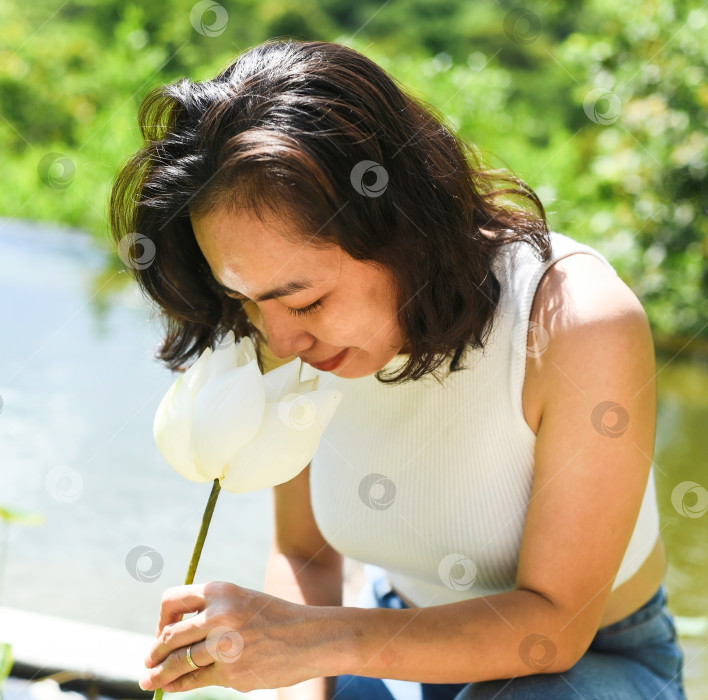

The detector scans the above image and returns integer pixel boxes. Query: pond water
[0,219,274,637]
[0,219,706,697]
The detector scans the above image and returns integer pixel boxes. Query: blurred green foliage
[0,0,705,346]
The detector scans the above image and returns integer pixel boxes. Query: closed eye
[287,299,323,317]
[221,287,323,317]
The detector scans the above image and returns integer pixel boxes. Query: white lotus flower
[153,330,341,493]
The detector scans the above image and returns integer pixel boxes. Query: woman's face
[191,206,409,378]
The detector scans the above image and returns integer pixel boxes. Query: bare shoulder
[532,252,646,328]
[524,252,655,429]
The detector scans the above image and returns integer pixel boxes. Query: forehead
[190,205,341,293]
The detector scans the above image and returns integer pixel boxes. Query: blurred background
[0,0,706,697]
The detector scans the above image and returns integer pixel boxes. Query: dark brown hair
[110,38,551,384]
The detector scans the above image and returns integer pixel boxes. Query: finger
[145,611,207,668]
[141,636,215,691]
[157,584,207,636]
[160,647,224,694]
[154,628,247,694]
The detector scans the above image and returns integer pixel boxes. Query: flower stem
[153,478,221,699]
[184,478,222,586]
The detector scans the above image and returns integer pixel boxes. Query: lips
[306,348,348,372]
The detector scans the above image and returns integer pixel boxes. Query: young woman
[112,39,685,699]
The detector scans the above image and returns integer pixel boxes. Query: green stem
[153,478,221,699]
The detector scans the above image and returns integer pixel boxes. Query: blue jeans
[334,567,686,699]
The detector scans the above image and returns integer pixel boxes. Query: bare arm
[290,255,659,684]
[264,463,344,700]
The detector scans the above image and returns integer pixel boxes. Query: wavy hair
[110,38,551,383]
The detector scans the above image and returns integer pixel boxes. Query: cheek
[327,295,402,349]
[318,311,361,343]
[313,294,371,343]
[368,269,400,316]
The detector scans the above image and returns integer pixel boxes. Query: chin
[330,353,393,379]
[329,363,370,379]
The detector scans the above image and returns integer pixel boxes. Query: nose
[259,305,315,360]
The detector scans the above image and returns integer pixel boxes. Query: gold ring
[185,644,201,670]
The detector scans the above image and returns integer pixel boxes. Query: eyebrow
[214,276,315,302]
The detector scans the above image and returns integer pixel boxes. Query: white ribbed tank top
[309,232,660,608]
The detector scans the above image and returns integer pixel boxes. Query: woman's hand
[139,581,322,694]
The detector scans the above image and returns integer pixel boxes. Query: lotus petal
[299,361,319,383]
[220,389,342,493]
[297,359,321,393]
[191,360,266,478]
[183,347,213,398]
[262,357,303,402]
[304,389,342,432]
[297,377,319,394]
[153,376,210,482]
[207,330,239,380]
[234,335,258,366]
